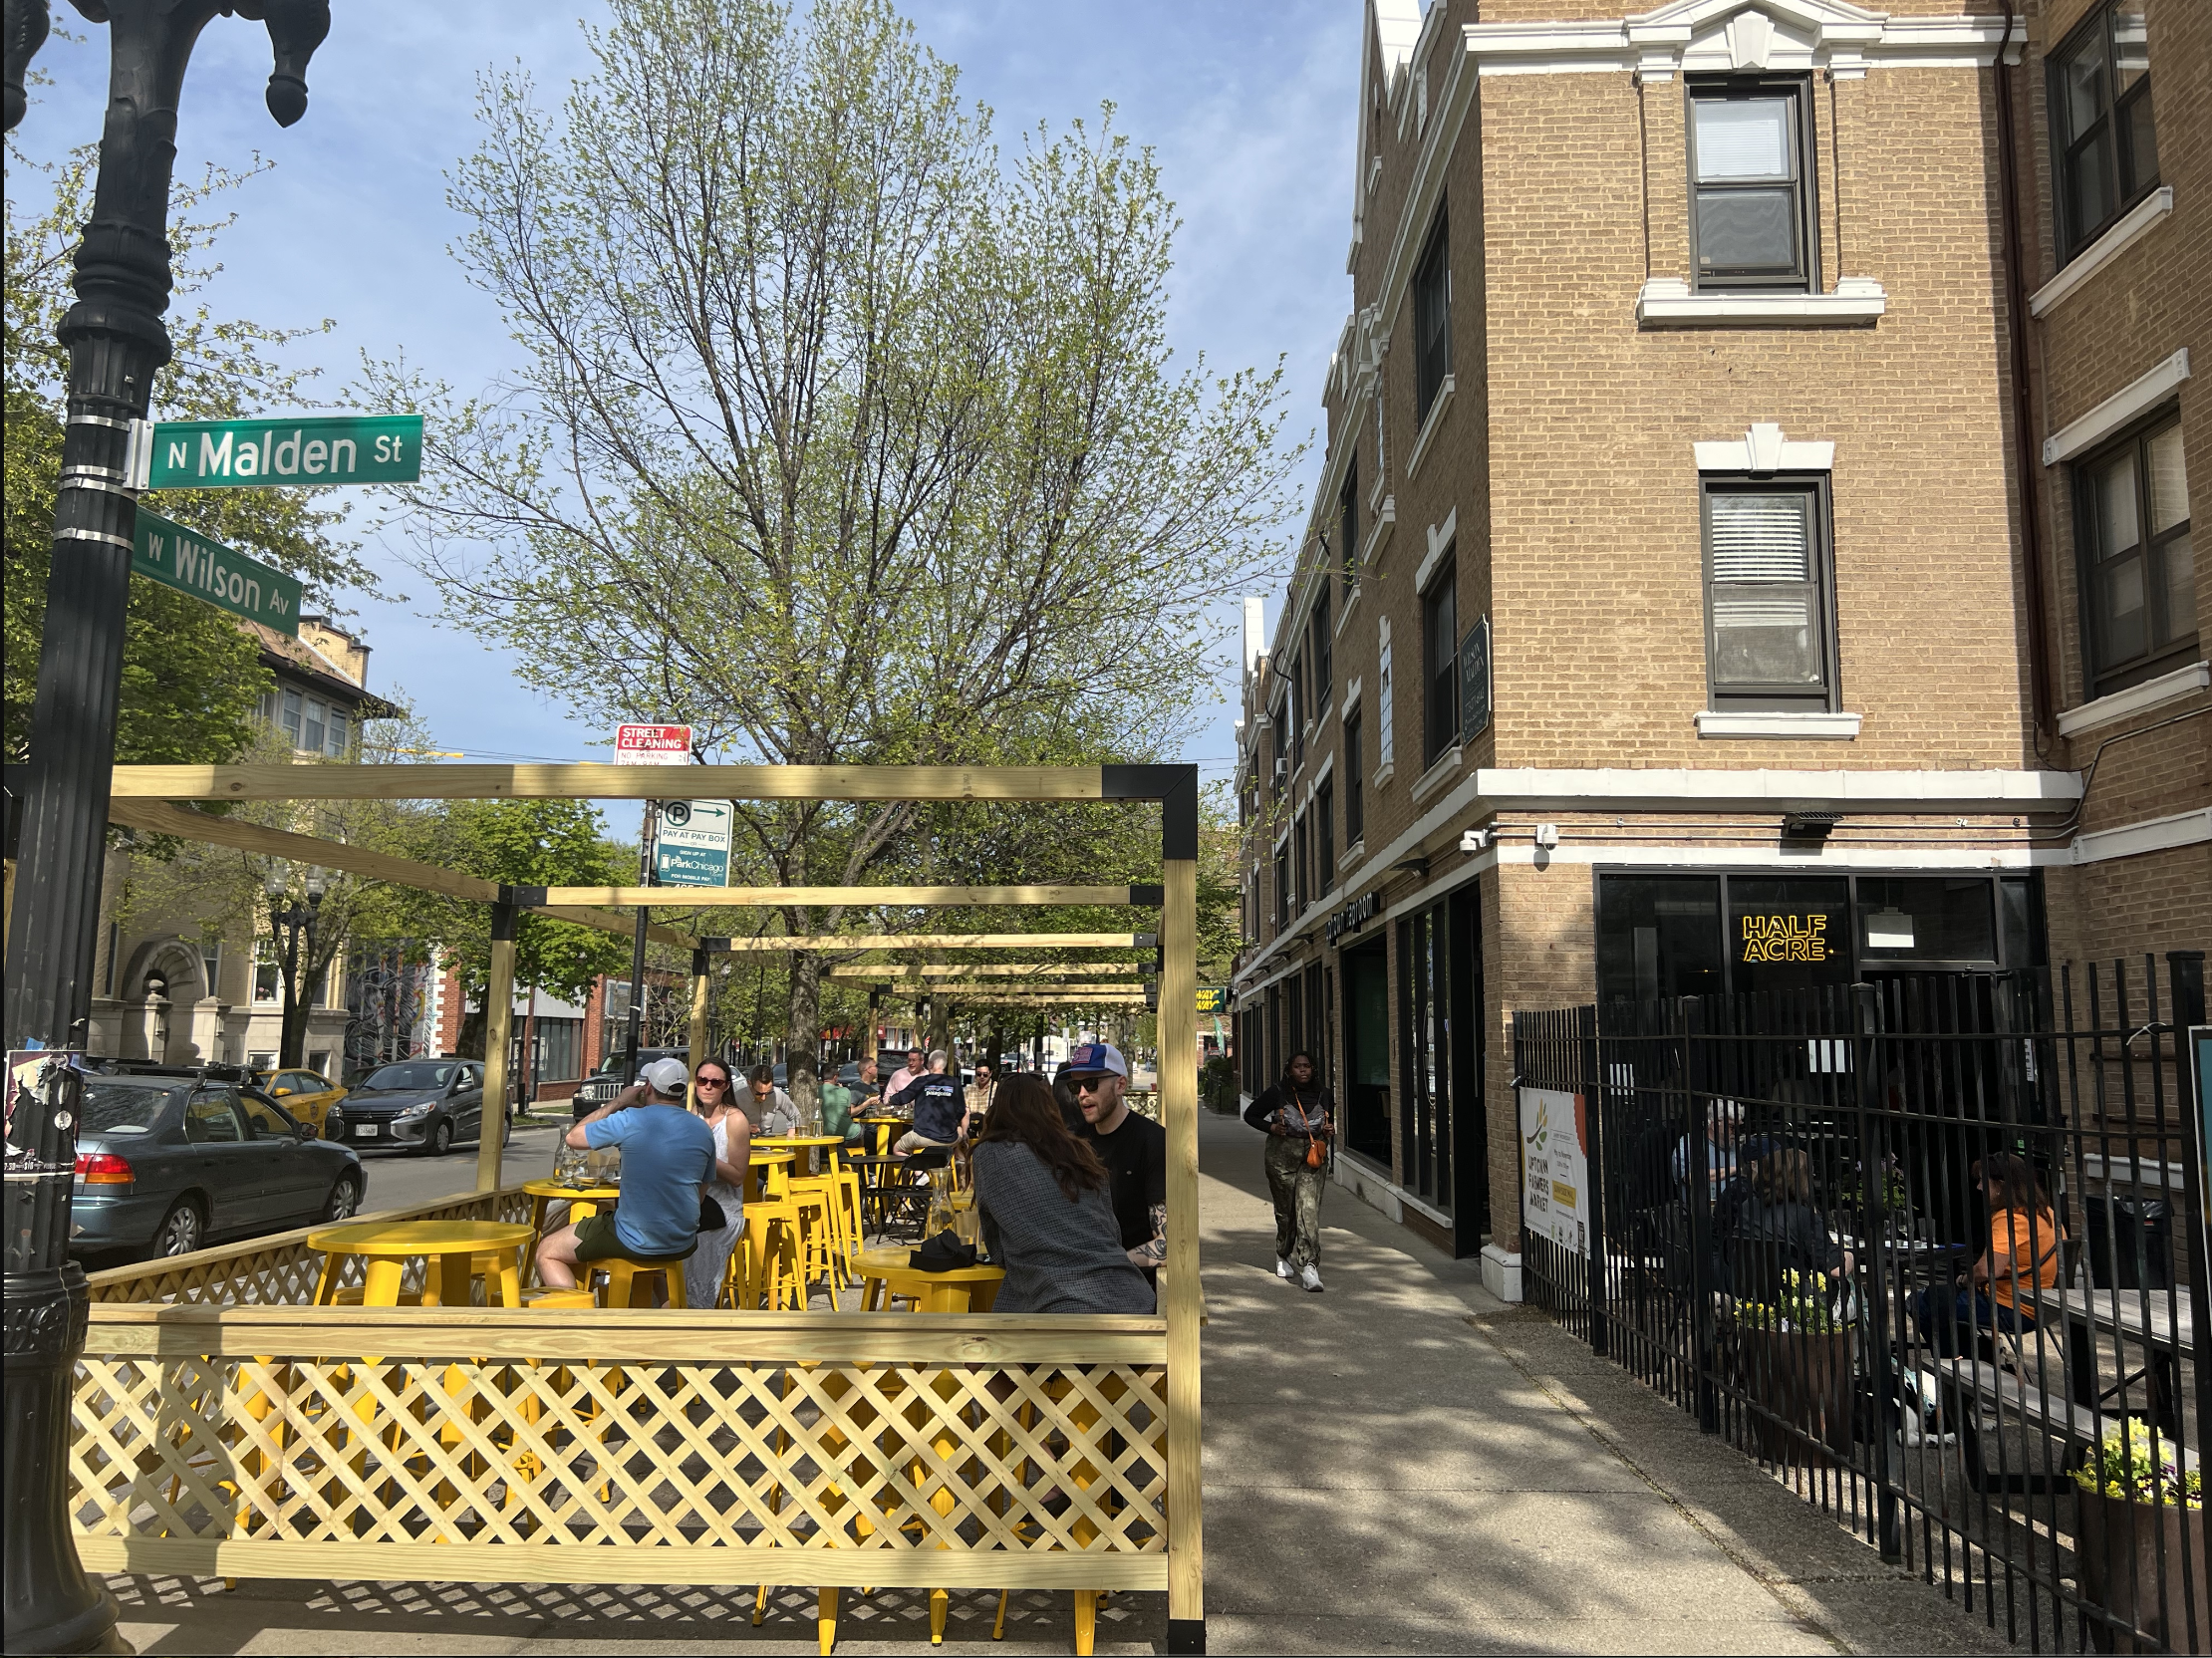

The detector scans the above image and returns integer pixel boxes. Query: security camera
[1458,827,1490,854]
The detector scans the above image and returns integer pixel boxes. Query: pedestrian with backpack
[1244,1049,1334,1291]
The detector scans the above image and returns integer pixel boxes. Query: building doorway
[1341,938,1390,1165]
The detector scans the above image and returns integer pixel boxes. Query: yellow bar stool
[787,1175,846,1291]
[736,1195,805,1309]
[589,1254,691,1308]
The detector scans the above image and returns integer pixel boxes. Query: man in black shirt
[1063,1041,1166,1269]
[891,1049,968,1153]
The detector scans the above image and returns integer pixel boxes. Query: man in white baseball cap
[1063,1041,1167,1276]
[536,1055,713,1291]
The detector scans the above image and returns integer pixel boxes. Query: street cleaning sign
[146,414,423,488]
[132,509,302,636]
[655,799,732,887]
[613,723,693,765]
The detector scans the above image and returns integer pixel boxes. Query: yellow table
[853,1244,1003,1313]
[745,1146,796,1203]
[308,1220,535,1308]
[854,1114,905,1159]
[755,1133,849,1178]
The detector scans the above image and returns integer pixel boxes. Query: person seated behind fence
[969,1073,1156,1314]
[1718,1148,1853,1301]
[891,1049,968,1154]
[537,1056,713,1290]
[1673,1098,1743,1194]
[1912,1152,2064,1359]
[885,1046,926,1108]
[744,1064,800,1135]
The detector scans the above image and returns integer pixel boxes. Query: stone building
[1230,0,2204,1293]
[89,616,399,1076]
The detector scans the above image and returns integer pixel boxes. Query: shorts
[573,1211,630,1261]
[895,1131,957,1157]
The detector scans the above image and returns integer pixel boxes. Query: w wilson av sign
[146,414,423,488]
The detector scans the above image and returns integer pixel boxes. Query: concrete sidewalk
[100,1107,2014,1655]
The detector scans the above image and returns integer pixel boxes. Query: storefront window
[1395,910,1453,1211]
[1596,875,1726,1006]
[1856,877,1997,965]
[1728,877,1850,994]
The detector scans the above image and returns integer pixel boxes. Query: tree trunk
[784,948,823,1115]
[455,1004,487,1060]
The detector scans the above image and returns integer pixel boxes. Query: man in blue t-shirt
[537,1056,714,1289]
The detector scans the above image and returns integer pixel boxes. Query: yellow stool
[590,1255,691,1308]
[788,1175,845,1290]
[520,1286,597,1309]
[738,1196,805,1310]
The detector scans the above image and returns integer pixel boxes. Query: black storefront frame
[1592,866,2047,1006]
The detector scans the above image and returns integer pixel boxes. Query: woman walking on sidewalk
[1244,1050,1334,1291]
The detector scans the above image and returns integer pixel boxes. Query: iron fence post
[1849,981,1903,1562]
[1679,996,1718,1433]
[2164,951,2211,1652]
[1580,1003,1607,1359]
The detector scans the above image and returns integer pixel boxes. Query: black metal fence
[1516,955,2210,1652]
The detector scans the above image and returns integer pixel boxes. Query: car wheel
[427,1118,454,1157]
[322,1172,363,1223]
[154,1198,206,1257]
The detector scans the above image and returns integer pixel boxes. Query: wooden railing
[83,1186,533,1305]
[70,1304,1167,1592]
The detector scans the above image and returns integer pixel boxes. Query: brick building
[1230,0,2205,1293]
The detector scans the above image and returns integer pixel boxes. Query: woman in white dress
[687,1061,751,1309]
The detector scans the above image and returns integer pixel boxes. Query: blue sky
[15,1,1356,783]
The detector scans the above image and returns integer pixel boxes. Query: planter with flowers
[2073,1420,2209,1652]
[1731,1269,1855,1469]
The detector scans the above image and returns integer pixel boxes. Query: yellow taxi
[253,1067,350,1138]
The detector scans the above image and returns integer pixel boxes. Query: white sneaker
[1275,1257,1292,1280]
[1300,1264,1323,1293]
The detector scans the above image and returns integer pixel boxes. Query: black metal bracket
[1100,763,1200,862]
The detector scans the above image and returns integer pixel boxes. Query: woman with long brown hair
[969,1074,1155,1314]
[1913,1151,2064,1358]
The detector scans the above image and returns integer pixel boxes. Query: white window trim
[1694,422,1834,474]
[1341,676,1362,721]
[1409,742,1464,805]
[1639,277,1887,328]
[1304,749,1336,803]
[2044,350,2191,466]
[1405,375,1456,480]
[1361,496,1398,576]
[2072,807,2212,866]
[1695,710,1862,739]
[2032,187,2174,318]
[1373,757,1397,792]
[1338,839,1368,874]
[1334,578,1362,638]
[2056,660,2210,737]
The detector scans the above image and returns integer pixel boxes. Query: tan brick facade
[1232,0,2207,1274]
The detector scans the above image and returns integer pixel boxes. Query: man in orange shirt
[1913,1152,2064,1358]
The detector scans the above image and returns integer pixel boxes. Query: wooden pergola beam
[537,885,1149,908]
[706,934,1149,952]
[110,762,1120,803]
[828,964,1144,979]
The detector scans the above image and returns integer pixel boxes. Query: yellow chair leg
[929,1586,948,1644]
[1074,1589,1097,1656]
[993,1588,1008,1639]
[817,1586,837,1655]
[753,1582,770,1627]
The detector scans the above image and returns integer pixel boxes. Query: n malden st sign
[146,414,423,488]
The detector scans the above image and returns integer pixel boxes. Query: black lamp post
[3,4,329,1651]
[264,861,326,1070]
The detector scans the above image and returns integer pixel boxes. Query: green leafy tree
[361,0,1301,1105]
[3,143,373,764]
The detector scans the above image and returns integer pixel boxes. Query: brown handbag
[1304,1134,1324,1170]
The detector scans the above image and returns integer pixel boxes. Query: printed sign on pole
[613,723,692,765]
[655,799,732,887]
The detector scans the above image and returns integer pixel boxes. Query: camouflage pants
[1263,1132,1326,1271]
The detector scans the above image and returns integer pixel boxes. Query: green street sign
[147,414,422,488]
[132,509,303,636]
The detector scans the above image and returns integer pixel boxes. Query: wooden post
[687,949,710,1108]
[1161,855,1203,1649]
[476,897,518,1194]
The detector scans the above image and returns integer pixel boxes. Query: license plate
[353,1124,379,1140]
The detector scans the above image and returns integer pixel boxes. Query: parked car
[338,1058,499,1155]
[252,1066,349,1137]
[568,1046,691,1116]
[70,1069,367,1259]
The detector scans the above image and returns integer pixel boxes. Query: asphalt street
[347,1112,566,1215]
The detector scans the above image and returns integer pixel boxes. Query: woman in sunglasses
[686,1061,751,1309]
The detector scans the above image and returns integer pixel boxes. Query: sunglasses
[1072,1076,1113,1094]
[696,1076,731,1089]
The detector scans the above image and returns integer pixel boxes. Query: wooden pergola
[77,761,1207,1652]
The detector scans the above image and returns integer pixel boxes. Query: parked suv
[71,1062,367,1259]
[338,1058,499,1155]
[568,1047,690,1117]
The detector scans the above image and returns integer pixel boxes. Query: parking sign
[656,799,732,887]
[613,723,692,764]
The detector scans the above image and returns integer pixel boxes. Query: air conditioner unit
[1273,758,1289,781]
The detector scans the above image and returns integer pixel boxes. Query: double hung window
[1344,712,1364,845]
[1293,813,1310,917]
[1339,464,1360,599]
[1422,565,1460,764]
[1702,479,1837,710]
[1687,80,1815,292]
[1310,587,1332,713]
[1316,776,1336,881]
[2051,4,2157,262]
[2077,414,2194,696]
[1412,210,1452,420]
